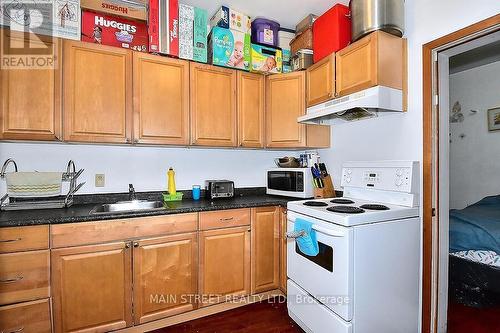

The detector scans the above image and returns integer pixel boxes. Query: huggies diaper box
[250,43,282,74]
[208,26,250,71]
[210,6,251,34]
[81,10,148,52]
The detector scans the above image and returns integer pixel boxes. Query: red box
[148,0,159,52]
[313,4,351,63]
[82,10,148,52]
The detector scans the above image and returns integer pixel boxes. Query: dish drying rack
[0,159,85,211]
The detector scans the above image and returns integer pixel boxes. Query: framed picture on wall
[487,107,500,132]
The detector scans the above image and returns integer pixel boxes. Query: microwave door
[268,171,297,191]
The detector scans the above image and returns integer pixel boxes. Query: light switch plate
[95,174,105,187]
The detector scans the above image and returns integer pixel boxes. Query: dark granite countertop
[0,188,299,227]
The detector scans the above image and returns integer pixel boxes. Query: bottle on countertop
[167,167,176,195]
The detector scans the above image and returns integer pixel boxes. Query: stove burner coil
[327,206,365,214]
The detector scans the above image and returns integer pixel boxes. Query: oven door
[287,211,354,321]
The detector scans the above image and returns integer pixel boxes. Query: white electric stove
[286,161,421,333]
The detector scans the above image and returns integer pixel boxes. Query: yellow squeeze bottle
[167,167,176,195]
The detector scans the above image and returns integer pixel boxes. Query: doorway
[422,14,500,333]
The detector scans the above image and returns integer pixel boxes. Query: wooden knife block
[314,175,336,199]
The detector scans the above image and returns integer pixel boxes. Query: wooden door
[237,71,265,148]
[266,72,306,148]
[306,54,336,107]
[0,299,52,333]
[0,30,62,141]
[51,242,132,333]
[133,53,189,145]
[133,233,198,324]
[190,63,237,147]
[336,31,404,97]
[63,40,132,143]
[251,207,280,294]
[199,226,250,306]
[280,208,288,293]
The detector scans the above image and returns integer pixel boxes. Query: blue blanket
[449,195,500,254]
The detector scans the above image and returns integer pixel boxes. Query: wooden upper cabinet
[266,72,306,148]
[251,207,280,294]
[63,40,132,143]
[336,31,406,97]
[190,63,237,147]
[133,233,198,324]
[199,226,250,306]
[0,30,61,141]
[51,242,132,333]
[306,54,336,107]
[133,53,189,145]
[237,71,265,148]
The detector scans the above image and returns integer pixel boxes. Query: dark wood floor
[150,297,304,333]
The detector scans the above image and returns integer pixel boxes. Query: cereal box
[81,10,148,52]
[208,26,250,71]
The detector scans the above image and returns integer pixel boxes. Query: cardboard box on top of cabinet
[193,7,208,63]
[250,43,282,74]
[81,0,147,21]
[81,10,148,52]
[208,26,251,71]
[210,6,251,34]
[179,3,194,60]
[148,0,178,55]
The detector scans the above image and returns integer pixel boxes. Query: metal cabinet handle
[0,238,21,243]
[5,327,24,333]
[125,242,131,249]
[219,217,234,222]
[133,242,139,248]
[0,276,23,283]
[286,230,305,239]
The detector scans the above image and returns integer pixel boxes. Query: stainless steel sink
[90,200,164,214]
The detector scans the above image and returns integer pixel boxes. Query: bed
[448,195,500,307]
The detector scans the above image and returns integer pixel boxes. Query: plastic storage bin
[313,4,351,63]
[251,18,280,47]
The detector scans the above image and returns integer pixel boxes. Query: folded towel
[6,172,63,198]
[294,218,319,256]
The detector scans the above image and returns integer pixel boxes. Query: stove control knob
[395,178,403,186]
[347,169,352,175]
[396,168,403,176]
[346,177,352,183]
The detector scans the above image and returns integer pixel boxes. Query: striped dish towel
[6,172,63,198]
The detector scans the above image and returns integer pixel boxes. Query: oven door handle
[312,225,345,237]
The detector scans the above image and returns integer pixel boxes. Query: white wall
[0,143,293,194]
[449,61,500,209]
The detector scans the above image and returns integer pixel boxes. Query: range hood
[298,86,404,124]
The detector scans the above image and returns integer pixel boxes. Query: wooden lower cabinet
[280,208,288,293]
[199,226,251,306]
[133,233,198,324]
[51,242,133,333]
[0,298,52,333]
[251,207,280,294]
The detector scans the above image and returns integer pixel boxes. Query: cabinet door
[0,30,61,141]
[133,233,198,324]
[335,31,404,97]
[266,72,306,148]
[280,208,287,293]
[63,41,132,143]
[237,71,265,148]
[306,54,336,107]
[133,53,189,145]
[251,207,280,294]
[52,242,132,333]
[199,226,250,306]
[190,63,237,147]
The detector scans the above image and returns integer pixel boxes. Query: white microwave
[266,168,314,198]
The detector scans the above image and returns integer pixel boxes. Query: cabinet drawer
[199,209,251,231]
[0,250,50,305]
[0,226,49,253]
[0,298,51,333]
[51,213,198,248]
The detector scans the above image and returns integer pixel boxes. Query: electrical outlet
[95,174,105,187]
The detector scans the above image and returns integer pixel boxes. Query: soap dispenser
[167,167,176,195]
